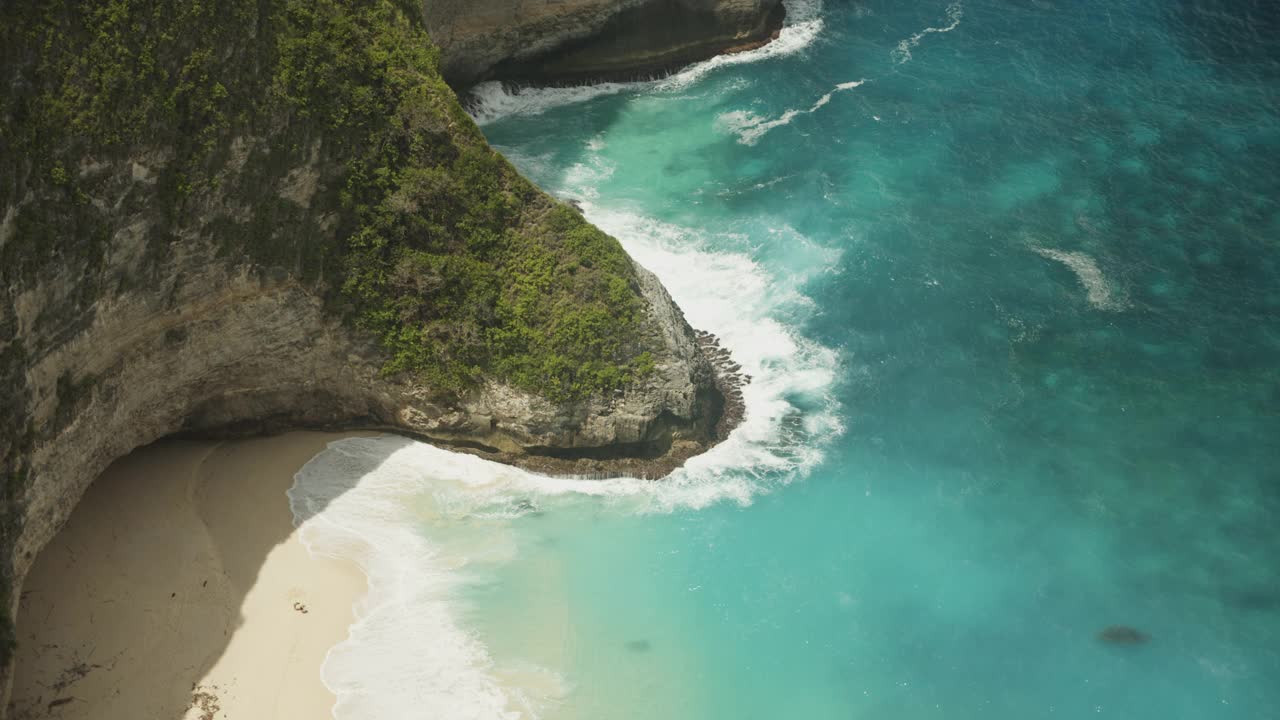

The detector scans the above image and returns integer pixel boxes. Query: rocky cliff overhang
[0,0,748,708]
[425,0,785,87]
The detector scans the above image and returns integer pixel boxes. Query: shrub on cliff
[0,0,657,665]
[1,0,651,403]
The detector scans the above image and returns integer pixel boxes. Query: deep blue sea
[290,1,1280,717]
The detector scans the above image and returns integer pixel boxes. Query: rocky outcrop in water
[0,188,729,714]
[425,0,785,86]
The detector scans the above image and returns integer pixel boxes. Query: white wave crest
[467,0,825,125]
[717,79,865,145]
[891,1,964,64]
[561,151,616,200]
[553,203,845,510]
[290,439,563,720]
[289,202,845,716]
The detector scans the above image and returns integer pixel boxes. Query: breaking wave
[289,183,843,720]
[891,1,964,64]
[467,0,825,125]
[717,79,866,145]
[289,2,847,715]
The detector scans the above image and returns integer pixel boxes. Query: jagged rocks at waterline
[424,0,786,87]
[1098,626,1149,645]
[696,330,749,441]
[0,0,736,701]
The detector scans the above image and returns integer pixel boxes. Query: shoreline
[9,432,368,720]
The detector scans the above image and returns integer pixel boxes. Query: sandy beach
[9,432,369,720]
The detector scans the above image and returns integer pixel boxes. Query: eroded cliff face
[7,195,719,579]
[425,0,785,86]
[0,0,730,701]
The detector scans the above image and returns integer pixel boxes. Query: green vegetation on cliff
[1,0,651,401]
[0,0,657,665]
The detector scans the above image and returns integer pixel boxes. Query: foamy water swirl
[289,2,844,715]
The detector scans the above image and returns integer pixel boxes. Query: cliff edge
[0,0,733,699]
[425,0,785,87]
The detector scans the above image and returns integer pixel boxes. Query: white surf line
[468,0,826,124]
[288,207,850,712]
[716,1,969,147]
[891,1,964,64]
[718,79,866,145]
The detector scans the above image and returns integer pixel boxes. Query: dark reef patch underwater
[16,0,1272,716]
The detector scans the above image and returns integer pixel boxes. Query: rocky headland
[0,0,774,706]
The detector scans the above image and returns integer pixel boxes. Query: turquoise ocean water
[290,1,1280,717]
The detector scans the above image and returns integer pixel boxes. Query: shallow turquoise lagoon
[295,1,1280,717]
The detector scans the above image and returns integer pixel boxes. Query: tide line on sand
[891,1,965,65]
[9,432,368,720]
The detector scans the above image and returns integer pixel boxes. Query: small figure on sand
[292,601,309,614]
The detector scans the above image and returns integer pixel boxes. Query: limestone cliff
[0,0,731,698]
[425,0,785,87]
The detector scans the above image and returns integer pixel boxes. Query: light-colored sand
[9,431,371,720]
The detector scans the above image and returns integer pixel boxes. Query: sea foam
[717,0,968,146]
[289,182,844,720]
[717,79,866,145]
[1032,246,1128,311]
[891,1,964,64]
[290,2,844,714]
